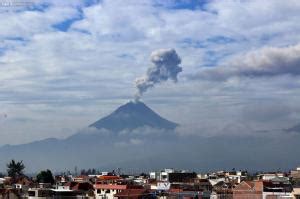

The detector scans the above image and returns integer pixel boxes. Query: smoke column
[135,48,182,100]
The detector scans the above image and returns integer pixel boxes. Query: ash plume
[134,48,182,100]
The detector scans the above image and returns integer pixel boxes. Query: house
[37,183,52,189]
[291,167,300,179]
[292,181,300,199]
[94,175,123,199]
[158,183,211,199]
[262,177,293,199]
[207,174,225,186]
[51,188,89,198]
[94,175,144,199]
[51,188,81,198]
[114,189,153,199]
[94,184,128,199]
[150,169,175,182]
[27,188,53,198]
[50,182,94,198]
[27,182,94,199]
[291,168,300,198]
[225,171,247,183]
[150,169,197,184]
[193,178,213,192]
[292,168,300,199]
[168,172,197,183]
[233,180,263,199]
[55,175,70,184]
[212,181,235,199]
[257,173,285,181]
[69,181,94,197]
[73,175,90,182]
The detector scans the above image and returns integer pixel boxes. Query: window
[28,191,35,197]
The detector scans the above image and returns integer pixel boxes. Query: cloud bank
[195,44,300,81]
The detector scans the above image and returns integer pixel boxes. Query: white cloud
[0,6,79,38]
[114,138,143,147]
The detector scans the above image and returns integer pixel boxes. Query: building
[27,188,52,198]
[212,181,235,199]
[262,177,293,199]
[149,169,196,184]
[225,171,247,183]
[168,172,197,183]
[292,183,300,199]
[114,189,153,199]
[257,173,285,181]
[150,169,175,182]
[94,175,145,199]
[233,180,263,199]
[291,167,300,181]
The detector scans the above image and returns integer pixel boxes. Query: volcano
[89,101,178,132]
[0,101,179,171]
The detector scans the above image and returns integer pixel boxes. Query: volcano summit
[89,101,178,132]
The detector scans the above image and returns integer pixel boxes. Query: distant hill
[89,101,178,132]
[1,133,300,172]
[285,123,300,133]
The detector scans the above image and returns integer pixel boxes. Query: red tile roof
[98,176,122,181]
[68,182,94,191]
[94,184,127,190]
[114,189,150,198]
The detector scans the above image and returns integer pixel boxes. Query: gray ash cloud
[135,48,182,100]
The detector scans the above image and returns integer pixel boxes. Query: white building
[28,188,52,199]
[94,184,127,199]
[149,168,175,182]
[258,173,285,181]
[225,170,247,183]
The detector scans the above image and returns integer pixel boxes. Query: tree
[36,169,55,184]
[6,159,25,179]
[80,169,86,175]
[80,168,97,175]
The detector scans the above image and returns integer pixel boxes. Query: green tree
[6,159,25,179]
[36,169,54,184]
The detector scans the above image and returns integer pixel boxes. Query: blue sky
[1,0,300,145]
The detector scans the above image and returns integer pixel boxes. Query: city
[1,162,300,198]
